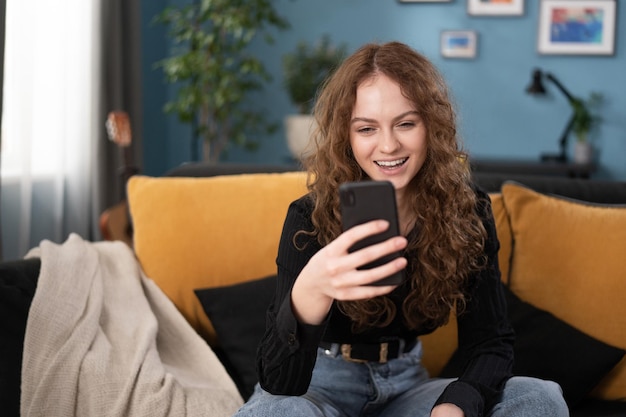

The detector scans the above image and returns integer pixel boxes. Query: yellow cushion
[420,314,458,377]
[490,193,513,285]
[502,182,626,400]
[127,172,308,344]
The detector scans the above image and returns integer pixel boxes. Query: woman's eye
[357,126,375,134]
[398,121,415,128]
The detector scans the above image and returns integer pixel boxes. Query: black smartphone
[339,181,405,286]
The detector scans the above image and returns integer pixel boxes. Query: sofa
[2,162,626,416]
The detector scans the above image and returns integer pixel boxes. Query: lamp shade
[526,69,546,95]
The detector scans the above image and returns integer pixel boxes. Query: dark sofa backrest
[163,162,626,205]
[472,173,626,205]
[165,162,297,178]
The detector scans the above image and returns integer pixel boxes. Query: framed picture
[440,30,478,59]
[537,0,616,55]
[468,0,525,16]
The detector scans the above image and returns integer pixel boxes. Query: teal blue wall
[141,0,626,180]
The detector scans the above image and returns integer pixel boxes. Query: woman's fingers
[332,219,391,252]
[330,257,408,299]
[327,220,407,279]
[291,219,409,323]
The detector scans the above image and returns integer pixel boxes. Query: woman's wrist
[291,278,333,325]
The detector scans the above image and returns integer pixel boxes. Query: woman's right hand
[290,220,408,325]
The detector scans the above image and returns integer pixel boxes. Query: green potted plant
[155,0,289,162]
[570,92,603,164]
[282,35,347,159]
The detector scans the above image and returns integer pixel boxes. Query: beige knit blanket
[22,234,243,417]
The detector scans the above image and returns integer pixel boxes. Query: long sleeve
[256,197,327,395]
[433,190,515,416]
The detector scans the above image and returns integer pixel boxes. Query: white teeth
[376,158,407,167]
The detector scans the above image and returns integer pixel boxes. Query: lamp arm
[547,73,579,162]
[546,73,575,103]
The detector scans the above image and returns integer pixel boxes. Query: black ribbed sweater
[255,187,514,417]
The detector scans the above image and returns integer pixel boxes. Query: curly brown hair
[300,41,487,332]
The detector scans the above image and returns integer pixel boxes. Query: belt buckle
[341,343,389,364]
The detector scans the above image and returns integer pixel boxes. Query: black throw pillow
[195,275,276,400]
[440,285,625,407]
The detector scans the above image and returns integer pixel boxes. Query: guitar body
[99,201,133,247]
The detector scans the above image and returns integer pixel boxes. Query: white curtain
[1,0,103,260]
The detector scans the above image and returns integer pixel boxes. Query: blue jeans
[234,341,568,417]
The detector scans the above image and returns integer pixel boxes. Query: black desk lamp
[526,68,576,162]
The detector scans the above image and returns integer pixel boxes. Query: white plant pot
[573,142,593,164]
[285,114,316,160]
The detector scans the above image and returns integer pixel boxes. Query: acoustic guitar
[99,111,138,246]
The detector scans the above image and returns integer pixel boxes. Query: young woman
[234,41,568,417]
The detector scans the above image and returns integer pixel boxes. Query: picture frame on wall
[440,30,478,59]
[537,0,616,55]
[468,0,525,16]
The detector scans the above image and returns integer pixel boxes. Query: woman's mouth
[375,157,408,169]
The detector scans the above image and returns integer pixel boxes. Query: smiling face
[349,73,428,201]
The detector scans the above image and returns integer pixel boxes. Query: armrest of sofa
[0,258,41,417]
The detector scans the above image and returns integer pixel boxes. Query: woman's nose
[379,129,400,153]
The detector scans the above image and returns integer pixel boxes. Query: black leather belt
[319,338,417,364]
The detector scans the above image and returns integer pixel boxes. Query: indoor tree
[282,35,348,115]
[281,35,347,159]
[155,0,289,162]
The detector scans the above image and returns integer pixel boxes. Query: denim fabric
[234,341,568,417]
